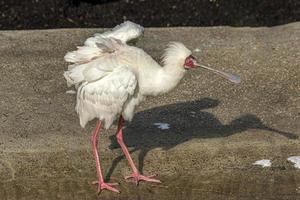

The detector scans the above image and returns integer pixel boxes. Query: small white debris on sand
[193,48,201,52]
[190,111,196,117]
[253,159,271,167]
[287,156,300,169]
[66,90,76,94]
[154,123,170,130]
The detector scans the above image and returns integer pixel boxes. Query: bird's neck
[143,63,186,96]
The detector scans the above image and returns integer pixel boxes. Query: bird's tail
[63,64,86,87]
[64,45,102,87]
[64,46,101,64]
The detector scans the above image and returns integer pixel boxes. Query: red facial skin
[184,55,198,69]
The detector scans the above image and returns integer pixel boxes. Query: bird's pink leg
[116,116,161,185]
[91,120,119,193]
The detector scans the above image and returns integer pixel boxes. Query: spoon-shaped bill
[197,64,241,84]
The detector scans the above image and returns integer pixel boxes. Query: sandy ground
[0,23,299,199]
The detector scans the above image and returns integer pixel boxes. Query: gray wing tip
[121,20,144,31]
[94,21,144,43]
[112,20,144,35]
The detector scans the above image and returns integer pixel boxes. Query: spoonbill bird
[64,21,240,194]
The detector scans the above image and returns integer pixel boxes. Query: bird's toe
[124,172,161,185]
[92,180,120,194]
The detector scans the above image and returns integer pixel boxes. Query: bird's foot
[125,172,161,185]
[92,180,120,193]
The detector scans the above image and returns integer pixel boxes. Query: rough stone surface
[0,23,299,199]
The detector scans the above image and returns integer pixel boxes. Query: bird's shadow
[105,97,297,181]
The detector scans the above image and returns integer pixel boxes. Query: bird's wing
[64,37,124,86]
[102,20,144,42]
[64,37,122,64]
[84,21,144,46]
[64,21,142,86]
[76,66,138,128]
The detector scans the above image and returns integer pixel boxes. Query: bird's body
[64,21,191,129]
[64,21,240,194]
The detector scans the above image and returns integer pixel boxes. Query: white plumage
[64,21,240,193]
[64,21,240,131]
[64,21,192,129]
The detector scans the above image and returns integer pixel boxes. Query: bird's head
[163,42,241,84]
[162,42,200,70]
[162,42,194,69]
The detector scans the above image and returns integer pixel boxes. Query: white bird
[64,21,240,194]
